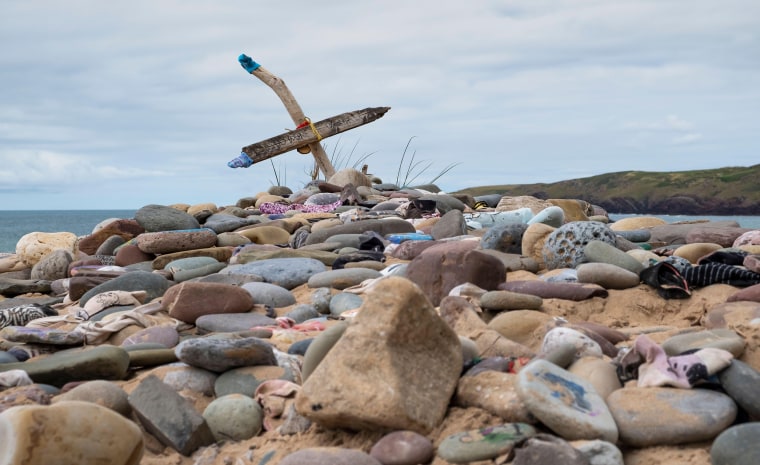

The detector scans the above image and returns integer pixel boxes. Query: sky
[1,1,758,210]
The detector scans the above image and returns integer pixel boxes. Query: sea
[1,210,759,254]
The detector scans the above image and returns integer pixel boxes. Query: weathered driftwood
[246,62,337,178]
[240,107,390,165]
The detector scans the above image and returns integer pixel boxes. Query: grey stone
[79,270,171,307]
[573,440,623,465]
[202,213,260,234]
[95,234,127,256]
[576,263,641,289]
[614,229,651,243]
[718,359,760,418]
[582,240,645,273]
[431,210,467,240]
[134,204,200,232]
[128,374,214,456]
[241,281,296,307]
[195,312,277,334]
[0,345,130,387]
[512,434,590,465]
[159,364,217,395]
[174,336,277,372]
[222,258,326,290]
[516,359,618,442]
[607,387,737,446]
[214,365,297,397]
[284,304,320,323]
[52,380,131,416]
[662,328,746,357]
[307,268,382,290]
[437,423,538,463]
[711,422,760,465]
[302,322,348,381]
[311,287,332,314]
[328,292,363,316]
[481,223,529,254]
[30,249,73,281]
[305,218,415,246]
[202,394,263,441]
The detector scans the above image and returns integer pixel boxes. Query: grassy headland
[454,164,760,215]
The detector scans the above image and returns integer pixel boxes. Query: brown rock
[521,223,555,269]
[77,219,145,255]
[487,310,554,350]
[389,240,440,260]
[237,225,291,245]
[114,244,155,267]
[673,242,722,264]
[496,196,553,214]
[686,225,753,247]
[406,240,505,306]
[296,277,462,434]
[547,198,592,222]
[479,290,543,311]
[162,282,255,324]
[609,216,667,231]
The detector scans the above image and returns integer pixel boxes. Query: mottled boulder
[542,221,616,270]
[15,232,78,267]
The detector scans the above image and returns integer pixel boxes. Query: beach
[1,170,760,465]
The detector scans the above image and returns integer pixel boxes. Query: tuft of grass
[268,159,286,186]
[395,136,461,188]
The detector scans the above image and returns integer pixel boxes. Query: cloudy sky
[1,1,758,210]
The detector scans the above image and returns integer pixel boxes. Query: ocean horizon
[1,209,759,254]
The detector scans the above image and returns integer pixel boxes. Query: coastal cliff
[456,164,760,215]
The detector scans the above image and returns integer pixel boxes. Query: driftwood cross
[228,54,390,179]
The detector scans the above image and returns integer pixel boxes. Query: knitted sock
[634,334,733,388]
[228,152,254,168]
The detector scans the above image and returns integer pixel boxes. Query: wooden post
[239,54,336,179]
[240,107,390,165]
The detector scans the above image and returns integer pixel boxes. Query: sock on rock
[228,152,254,168]
[634,334,733,388]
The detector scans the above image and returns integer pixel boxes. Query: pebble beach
[2,167,760,465]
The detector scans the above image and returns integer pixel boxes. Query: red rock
[406,240,505,306]
[162,282,255,324]
[77,220,145,255]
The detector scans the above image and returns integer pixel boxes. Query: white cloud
[0,0,758,208]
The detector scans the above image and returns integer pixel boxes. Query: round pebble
[202,394,263,441]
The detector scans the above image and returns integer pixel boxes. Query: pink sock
[634,335,733,388]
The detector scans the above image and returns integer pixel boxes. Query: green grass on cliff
[454,164,760,208]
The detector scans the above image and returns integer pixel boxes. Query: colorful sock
[238,54,261,73]
[634,334,733,388]
[228,152,254,168]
